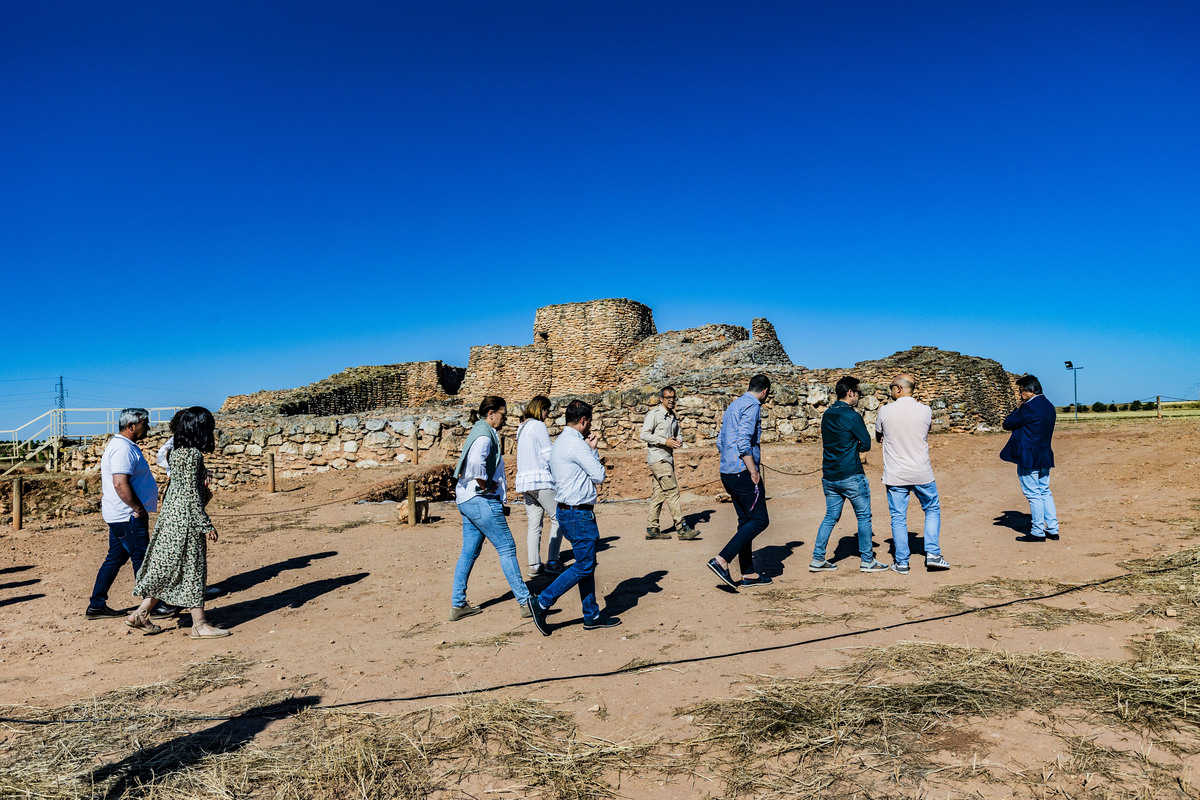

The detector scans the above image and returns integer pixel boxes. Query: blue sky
[3,1,1198,433]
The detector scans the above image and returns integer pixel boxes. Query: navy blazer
[999,393,1055,470]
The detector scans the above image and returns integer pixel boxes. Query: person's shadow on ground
[211,551,338,596]
[602,569,667,616]
[560,536,619,562]
[0,593,45,609]
[993,511,1031,534]
[0,565,34,576]
[754,540,804,577]
[0,577,39,591]
[211,573,368,628]
[681,509,715,531]
[885,534,927,560]
[90,695,320,800]
[831,533,881,564]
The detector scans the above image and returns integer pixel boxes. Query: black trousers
[719,470,769,574]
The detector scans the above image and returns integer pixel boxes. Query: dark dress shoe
[707,558,739,590]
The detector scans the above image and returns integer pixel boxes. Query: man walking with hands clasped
[875,374,950,573]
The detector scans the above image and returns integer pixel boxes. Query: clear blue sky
[3,1,1198,433]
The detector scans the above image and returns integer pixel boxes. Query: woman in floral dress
[127,406,229,638]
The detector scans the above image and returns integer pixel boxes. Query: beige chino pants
[647,460,683,529]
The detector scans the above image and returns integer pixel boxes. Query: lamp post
[1065,361,1083,422]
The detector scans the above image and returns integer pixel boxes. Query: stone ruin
[220,298,1015,433]
[55,299,1022,487]
[220,361,464,416]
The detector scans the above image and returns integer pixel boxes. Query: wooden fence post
[267,453,276,493]
[1157,396,1162,419]
[407,478,417,526]
[12,478,21,531]
[412,430,419,466]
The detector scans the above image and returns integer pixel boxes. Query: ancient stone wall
[457,298,658,401]
[808,346,1017,430]
[220,361,463,417]
[61,344,1015,491]
[459,344,553,406]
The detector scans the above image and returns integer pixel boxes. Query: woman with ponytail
[449,396,535,620]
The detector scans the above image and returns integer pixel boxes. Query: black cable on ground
[4,557,1194,727]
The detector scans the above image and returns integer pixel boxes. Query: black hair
[659,385,676,398]
[1016,375,1043,394]
[171,406,216,453]
[468,395,507,423]
[748,374,771,394]
[835,376,860,399]
[565,399,593,424]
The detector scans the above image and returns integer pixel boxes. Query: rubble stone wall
[220,361,464,416]
[63,349,1015,490]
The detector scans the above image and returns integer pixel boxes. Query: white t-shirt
[101,434,159,523]
[874,396,936,486]
[454,433,507,505]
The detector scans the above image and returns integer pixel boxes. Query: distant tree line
[1060,400,1145,413]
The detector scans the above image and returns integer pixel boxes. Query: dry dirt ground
[2,418,1200,798]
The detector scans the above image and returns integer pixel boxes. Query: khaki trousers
[647,460,683,529]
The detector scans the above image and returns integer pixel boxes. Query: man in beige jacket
[641,386,697,540]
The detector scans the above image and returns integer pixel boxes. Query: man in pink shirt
[874,374,951,574]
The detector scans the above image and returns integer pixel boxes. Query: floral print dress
[134,447,213,608]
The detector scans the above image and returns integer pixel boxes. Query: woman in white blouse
[516,395,565,579]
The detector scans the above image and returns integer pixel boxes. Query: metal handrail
[2,407,181,468]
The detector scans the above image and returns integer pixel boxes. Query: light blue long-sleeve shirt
[717,392,762,474]
[550,426,606,505]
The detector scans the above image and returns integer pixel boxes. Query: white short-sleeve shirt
[101,434,159,523]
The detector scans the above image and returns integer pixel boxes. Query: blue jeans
[813,473,875,564]
[89,515,150,608]
[453,496,531,608]
[886,482,941,565]
[536,507,601,620]
[1017,467,1058,537]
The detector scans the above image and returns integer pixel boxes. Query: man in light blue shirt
[528,400,622,635]
[707,374,772,590]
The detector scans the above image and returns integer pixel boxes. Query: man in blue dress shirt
[1000,374,1059,542]
[707,374,772,590]
[528,400,622,634]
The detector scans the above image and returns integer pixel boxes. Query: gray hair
[118,408,149,429]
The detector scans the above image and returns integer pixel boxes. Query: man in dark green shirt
[809,376,888,573]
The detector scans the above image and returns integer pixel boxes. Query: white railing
[1,407,181,472]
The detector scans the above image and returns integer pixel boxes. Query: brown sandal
[126,612,163,635]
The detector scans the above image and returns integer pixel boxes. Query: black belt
[557,503,593,511]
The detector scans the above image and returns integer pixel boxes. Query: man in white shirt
[641,385,697,540]
[528,400,621,635]
[874,374,950,573]
[86,408,161,618]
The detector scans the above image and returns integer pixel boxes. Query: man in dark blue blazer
[1000,374,1059,541]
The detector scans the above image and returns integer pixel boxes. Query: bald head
[890,374,916,397]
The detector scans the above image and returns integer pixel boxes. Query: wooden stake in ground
[411,430,419,466]
[407,478,417,526]
[12,477,21,531]
[1157,396,1162,419]
[267,453,276,493]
